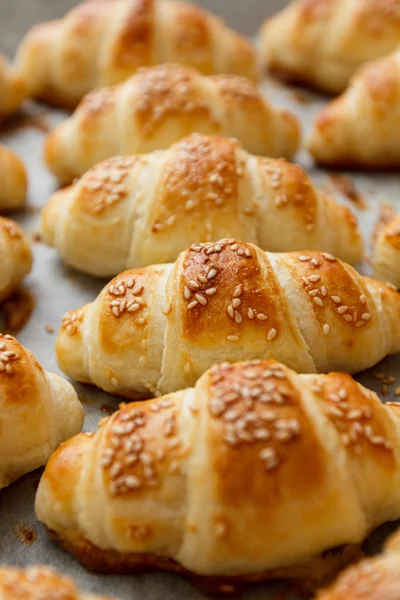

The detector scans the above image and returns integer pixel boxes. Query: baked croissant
[0,566,109,600]
[0,217,32,303]
[36,359,400,589]
[0,334,84,490]
[0,53,26,119]
[316,523,400,600]
[308,49,400,168]
[258,0,400,94]
[15,0,259,109]
[0,145,27,212]
[56,240,400,399]
[41,134,363,277]
[374,214,400,289]
[44,64,300,185]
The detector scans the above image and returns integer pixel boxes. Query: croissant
[308,49,400,168]
[15,0,259,109]
[56,240,400,398]
[0,566,109,600]
[0,334,84,490]
[0,217,32,303]
[316,522,400,599]
[41,134,363,277]
[0,53,26,119]
[374,214,400,289]
[44,64,300,185]
[258,0,400,94]
[0,145,27,212]
[36,359,400,589]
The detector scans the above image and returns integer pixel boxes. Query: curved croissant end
[0,565,110,600]
[258,0,400,94]
[0,146,27,212]
[374,214,400,289]
[0,217,32,303]
[0,334,84,490]
[309,49,400,168]
[16,0,260,109]
[43,65,300,185]
[55,242,400,398]
[0,53,26,119]
[36,360,400,585]
[41,134,362,277]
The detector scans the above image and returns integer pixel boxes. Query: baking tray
[1,5,400,600]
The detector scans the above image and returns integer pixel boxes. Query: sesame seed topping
[187,300,198,309]
[361,313,371,321]
[337,305,348,314]
[331,296,341,304]
[298,255,310,262]
[323,324,330,335]
[267,328,277,341]
[313,297,323,307]
[257,313,268,321]
[226,335,240,342]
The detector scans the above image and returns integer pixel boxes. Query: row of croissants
[2,0,400,597]
[5,333,400,597]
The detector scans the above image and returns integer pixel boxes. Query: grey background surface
[0,1,400,600]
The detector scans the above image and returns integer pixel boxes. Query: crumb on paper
[14,524,38,546]
[101,404,115,415]
[373,372,385,380]
[2,288,35,335]
[381,384,388,396]
[31,231,42,243]
[327,173,367,210]
[45,324,54,333]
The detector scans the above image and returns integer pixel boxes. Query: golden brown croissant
[56,240,400,398]
[258,0,400,94]
[0,217,32,303]
[36,359,400,589]
[0,334,84,490]
[374,214,400,289]
[0,53,26,119]
[41,134,363,277]
[316,523,400,600]
[44,64,300,185]
[0,566,109,600]
[16,0,259,109]
[0,145,27,212]
[308,49,400,168]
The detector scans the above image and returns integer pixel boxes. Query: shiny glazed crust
[0,334,84,490]
[43,64,300,185]
[0,217,32,302]
[41,133,362,277]
[258,0,400,94]
[0,53,26,118]
[36,360,400,583]
[55,242,400,397]
[16,0,259,108]
[0,146,27,212]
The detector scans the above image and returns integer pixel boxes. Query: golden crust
[36,359,400,585]
[259,0,400,94]
[0,54,26,118]
[374,214,400,288]
[43,65,299,185]
[0,146,27,212]
[0,217,32,303]
[16,0,259,108]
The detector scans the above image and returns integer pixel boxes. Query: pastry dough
[56,240,400,398]
[16,0,259,108]
[0,334,83,490]
[41,134,363,277]
[317,521,400,599]
[374,214,400,288]
[0,53,26,119]
[44,64,300,184]
[0,146,27,212]
[36,360,400,586]
[308,49,400,168]
[258,0,400,94]
[0,217,32,303]
[0,566,108,600]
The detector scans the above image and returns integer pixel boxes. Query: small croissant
[0,217,32,303]
[0,53,26,119]
[0,146,27,212]
[44,63,300,185]
[258,0,400,94]
[309,49,400,168]
[0,335,83,490]
[56,241,400,398]
[36,360,400,589]
[0,566,109,600]
[16,0,259,108]
[41,134,363,277]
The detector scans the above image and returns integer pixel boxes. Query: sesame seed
[184,362,191,373]
[188,280,200,290]
[187,300,198,309]
[233,285,243,298]
[267,328,277,341]
[323,253,336,262]
[184,286,191,300]
[205,287,217,296]
[331,296,341,304]
[257,313,268,321]
[313,297,323,307]
[248,308,255,319]
[226,335,240,342]
[207,268,217,280]
[234,311,242,323]
[360,295,367,304]
[195,294,207,306]
[298,255,310,261]
[309,289,319,297]
[323,324,330,335]
[111,377,119,387]
[361,313,371,321]
[355,321,366,327]
[227,305,234,318]
[338,305,348,314]
[309,275,321,283]
[311,258,320,267]
[232,298,241,308]
[343,314,352,322]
